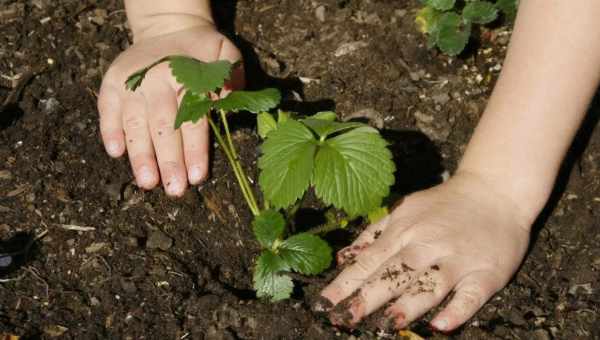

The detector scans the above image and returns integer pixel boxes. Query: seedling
[416,0,518,56]
[126,56,395,301]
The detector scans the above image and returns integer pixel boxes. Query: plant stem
[208,114,260,216]
[218,110,260,214]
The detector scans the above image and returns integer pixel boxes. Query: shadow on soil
[0,102,24,131]
[0,232,41,278]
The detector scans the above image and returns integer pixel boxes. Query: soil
[1,0,599,339]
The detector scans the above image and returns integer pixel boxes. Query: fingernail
[330,293,364,328]
[188,166,206,184]
[348,295,365,325]
[380,307,407,331]
[105,141,121,157]
[137,166,155,188]
[430,319,448,332]
[166,177,185,196]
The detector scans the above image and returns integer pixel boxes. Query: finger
[381,261,457,331]
[321,242,398,308]
[336,198,416,266]
[122,93,159,189]
[337,214,392,266]
[98,82,125,157]
[144,67,187,197]
[329,246,431,327]
[321,220,415,307]
[181,117,210,184]
[430,271,501,332]
[217,39,244,95]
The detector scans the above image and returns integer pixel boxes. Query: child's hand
[98,20,243,196]
[319,171,531,332]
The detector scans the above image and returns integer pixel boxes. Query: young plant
[125,56,396,301]
[416,0,518,56]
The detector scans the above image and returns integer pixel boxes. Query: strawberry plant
[125,56,396,301]
[416,0,518,56]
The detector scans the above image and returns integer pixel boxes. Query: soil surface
[1,0,599,339]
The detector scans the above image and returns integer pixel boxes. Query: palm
[98,25,243,196]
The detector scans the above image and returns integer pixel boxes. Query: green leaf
[427,34,439,49]
[496,0,518,19]
[311,111,337,121]
[416,6,442,34]
[175,92,212,129]
[253,210,285,249]
[259,120,317,208]
[279,233,332,275]
[463,1,498,24]
[214,88,281,113]
[301,119,364,139]
[125,72,144,91]
[426,0,456,11]
[253,250,293,301]
[313,127,395,216]
[169,56,232,95]
[434,11,461,33]
[257,112,278,138]
[125,56,171,91]
[367,206,389,224]
[434,13,471,56]
[277,111,292,124]
[437,24,471,56]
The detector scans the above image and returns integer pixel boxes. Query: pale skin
[98,0,600,333]
[98,0,243,196]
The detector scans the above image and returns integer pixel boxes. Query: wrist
[125,1,214,42]
[453,166,547,230]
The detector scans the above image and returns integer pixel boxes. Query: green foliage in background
[416,0,518,56]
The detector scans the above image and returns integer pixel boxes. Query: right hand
[98,19,244,196]
[319,171,532,332]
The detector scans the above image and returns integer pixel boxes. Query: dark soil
[1,0,599,339]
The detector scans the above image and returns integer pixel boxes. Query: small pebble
[146,230,173,251]
[53,161,66,173]
[90,297,100,306]
[568,283,593,295]
[85,242,108,253]
[432,92,451,105]
[40,97,60,113]
[0,255,13,267]
[44,325,68,337]
[104,182,122,202]
[508,310,527,326]
[120,278,137,294]
[532,329,551,340]
[394,9,407,17]
[0,170,12,180]
[414,110,434,124]
[315,5,325,22]
[334,41,368,57]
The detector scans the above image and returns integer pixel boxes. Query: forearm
[124,0,214,41]
[458,0,600,225]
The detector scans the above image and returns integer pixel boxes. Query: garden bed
[0,0,599,339]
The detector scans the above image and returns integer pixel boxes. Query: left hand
[317,171,531,332]
[98,20,243,196]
